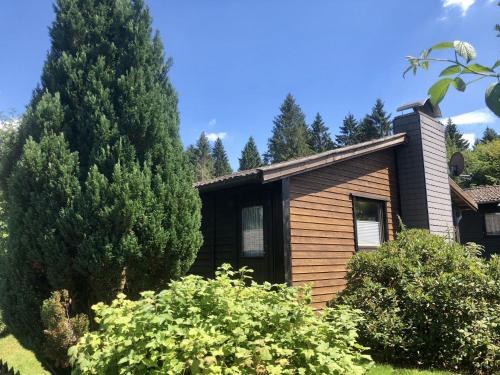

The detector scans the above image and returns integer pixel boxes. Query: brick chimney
[393,99,454,236]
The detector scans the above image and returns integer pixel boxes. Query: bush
[69,265,372,374]
[40,290,89,368]
[333,229,500,374]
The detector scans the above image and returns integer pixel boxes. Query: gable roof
[465,185,500,204]
[449,178,478,210]
[196,133,407,192]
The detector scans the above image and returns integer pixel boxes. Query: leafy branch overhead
[405,40,500,116]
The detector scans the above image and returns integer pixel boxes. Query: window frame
[239,203,266,258]
[484,211,500,237]
[351,194,389,252]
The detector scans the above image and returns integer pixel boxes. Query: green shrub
[40,290,89,368]
[69,265,372,374]
[333,229,500,374]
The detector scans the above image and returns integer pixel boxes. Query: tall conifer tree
[308,113,335,153]
[0,0,202,366]
[188,132,214,182]
[479,127,500,144]
[445,118,469,156]
[266,94,312,163]
[212,138,232,177]
[239,137,263,170]
[369,99,392,137]
[336,113,359,147]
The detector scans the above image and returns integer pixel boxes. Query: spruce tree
[369,99,392,137]
[212,138,232,177]
[445,118,469,156]
[266,94,312,163]
[308,113,335,153]
[336,113,359,147]
[357,116,379,142]
[479,127,500,144]
[239,137,263,171]
[0,0,202,367]
[191,132,214,182]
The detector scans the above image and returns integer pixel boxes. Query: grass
[0,334,50,375]
[368,364,455,375]
[0,334,457,375]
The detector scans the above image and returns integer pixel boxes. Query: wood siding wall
[289,149,400,309]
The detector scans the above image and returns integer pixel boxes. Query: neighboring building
[459,185,500,258]
[190,100,476,309]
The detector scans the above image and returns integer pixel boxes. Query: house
[189,100,476,309]
[459,185,500,257]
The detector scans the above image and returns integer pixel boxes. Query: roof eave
[449,178,478,211]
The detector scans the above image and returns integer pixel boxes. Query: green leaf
[453,41,477,62]
[462,63,494,74]
[439,65,461,77]
[453,77,466,92]
[428,78,454,106]
[493,60,500,69]
[431,41,454,50]
[485,82,500,117]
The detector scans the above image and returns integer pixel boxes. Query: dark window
[485,212,500,236]
[353,197,387,251]
[241,205,264,257]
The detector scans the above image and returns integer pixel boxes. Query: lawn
[0,334,49,375]
[0,334,457,375]
[368,364,455,375]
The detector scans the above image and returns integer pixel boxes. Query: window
[485,212,500,236]
[353,197,387,251]
[241,205,264,257]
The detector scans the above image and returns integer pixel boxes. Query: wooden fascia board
[261,135,407,183]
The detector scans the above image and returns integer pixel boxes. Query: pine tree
[308,113,335,153]
[0,0,202,367]
[445,118,469,156]
[479,127,500,144]
[239,137,263,171]
[212,138,232,177]
[266,94,312,163]
[369,99,392,137]
[336,113,359,147]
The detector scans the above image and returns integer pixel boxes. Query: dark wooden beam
[282,177,292,286]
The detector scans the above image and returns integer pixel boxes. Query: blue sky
[0,0,498,169]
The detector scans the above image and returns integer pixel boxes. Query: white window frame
[241,205,265,257]
[352,195,388,252]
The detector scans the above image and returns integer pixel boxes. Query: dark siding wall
[394,112,454,236]
[190,182,284,282]
[460,203,500,257]
[289,149,400,309]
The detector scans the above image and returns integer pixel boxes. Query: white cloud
[206,132,227,142]
[462,133,476,148]
[442,0,476,15]
[448,108,496,125]
[208,118,217,127]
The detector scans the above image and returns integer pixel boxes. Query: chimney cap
[397,98,442,118]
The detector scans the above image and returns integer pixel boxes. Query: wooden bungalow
[190,100,476,309]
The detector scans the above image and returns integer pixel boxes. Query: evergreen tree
[212,138,232,177]
[188,132,214,182]
[266,94,312,163]
[445,118,469,156]
[0,0,202,367]
[369,99,392,137]
[336,113,359,147]
[356,115,379,142]
[479,127,500,144]
[239,137,263,171]
[308,113,335,153]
